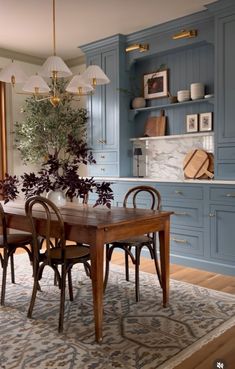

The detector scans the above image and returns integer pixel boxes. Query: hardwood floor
[111,251,235,369]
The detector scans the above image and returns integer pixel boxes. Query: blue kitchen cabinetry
[208,1,235,178]
[80,35,134,177]
[111,180,235,276]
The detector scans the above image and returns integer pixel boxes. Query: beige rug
[0,253,235,369]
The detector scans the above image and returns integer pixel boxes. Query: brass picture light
[172,29,197,40]
[125,43,149,53]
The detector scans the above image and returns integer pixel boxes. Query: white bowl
[177,90,190,102]
[190,83,204,100]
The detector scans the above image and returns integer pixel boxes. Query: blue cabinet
[110,180,235,276]
[81,35,133,177]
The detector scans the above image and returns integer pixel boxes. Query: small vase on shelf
[131,97,146,109]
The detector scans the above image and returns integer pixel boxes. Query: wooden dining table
[2,200,173,343]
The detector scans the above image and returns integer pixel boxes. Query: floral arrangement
[0,135,113,208]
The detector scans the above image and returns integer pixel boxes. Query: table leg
[90,231,104,343]
[159,218,170,307]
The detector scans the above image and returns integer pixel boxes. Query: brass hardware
[101,155,105,159]
[175,190,183,195]
[171,237,188,244]
[97,139,106,144]
[174,212,189,216]
[125,43,149,53]
[226,193,235,197]
[172,29,197,40]
[101,168,105,172]
[209,213,215,217]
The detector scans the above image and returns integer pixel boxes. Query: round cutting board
[183,149,214,179]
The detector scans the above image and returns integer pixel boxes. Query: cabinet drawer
[89,164,118,177]
[170,229,204,256]
[163,202,203,228]
[93,151,117,163]
[157,184,203,201]
[209,186,235,204]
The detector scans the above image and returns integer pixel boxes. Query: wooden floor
[111,251,235,369]
[6,249,235,368]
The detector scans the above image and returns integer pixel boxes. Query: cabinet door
[217,13,235,143]
[210,204,235,264]
[102,49,118,150]
[87,54,103,150]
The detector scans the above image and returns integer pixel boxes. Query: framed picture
[199,112,213,131]
[144,69,168,99]
[186,114,198,133]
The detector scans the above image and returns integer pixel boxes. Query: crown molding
[66,55,85,68]
[0,48,44,65]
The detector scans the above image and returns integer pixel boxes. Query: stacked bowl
[177,90,190,102]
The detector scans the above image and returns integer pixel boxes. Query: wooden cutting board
[144,110,166,137]
[183,149,214,179]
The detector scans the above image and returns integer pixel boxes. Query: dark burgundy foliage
[0,136,113,208]
[0,174,19,203]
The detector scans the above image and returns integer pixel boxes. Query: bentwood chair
[25,196,91,333]
[104,185,162,302]
[0,202,33,305]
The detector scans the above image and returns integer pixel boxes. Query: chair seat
[46,245,90,263]
[0,234,32,248]
[114,235,152,246]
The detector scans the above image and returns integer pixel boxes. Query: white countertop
[94,177,235,185]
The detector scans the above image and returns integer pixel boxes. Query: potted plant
[0,80,113,207]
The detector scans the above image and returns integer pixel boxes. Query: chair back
[25,196,65,264]
[123,185,161,210]
[0,203,7,246]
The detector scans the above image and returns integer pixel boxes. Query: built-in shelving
[129,97,214,119]
[130,131,214,141]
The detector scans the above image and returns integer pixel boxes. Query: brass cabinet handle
[209,213,215,217]
[101,168,105,172]
[97,139,107,144]
[226,193,235,197]
[174,211,189,216]
[171,237,188,244]
[100,155,105,159]
[175,190,183,195]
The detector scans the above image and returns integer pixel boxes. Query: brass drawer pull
[226,193,235,197]
[171,237,188,244]
[100,155,105,159]
[174,211,189,216]
[175,190,183,195]
[101,168,105,172]
[209,213,215,217]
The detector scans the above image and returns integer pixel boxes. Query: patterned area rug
[1,254,235,369]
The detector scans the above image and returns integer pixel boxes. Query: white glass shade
[66,75,94,95]
[82,65,110,86]
[39,55,72,78]
[22,75,50,94]
[0,61,27,84]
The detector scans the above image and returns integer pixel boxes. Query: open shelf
[129,97,214,119]
[130,132,214,141]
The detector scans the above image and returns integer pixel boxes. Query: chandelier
[0,0,110,107]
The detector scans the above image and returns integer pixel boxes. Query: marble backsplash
[133,133,214,180]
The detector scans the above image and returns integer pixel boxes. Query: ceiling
[0,0,217,61]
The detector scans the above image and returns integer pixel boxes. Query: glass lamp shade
[82,65,110,86]
[66,75,94,95]
[22,75,50,94]
[39,55,72,78]
[0,61,28,85]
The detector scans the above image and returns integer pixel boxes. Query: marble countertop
[94,177,235,185]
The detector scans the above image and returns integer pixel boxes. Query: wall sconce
[172,29,197,40]
[125,43,149,53]
[134,147,143,177]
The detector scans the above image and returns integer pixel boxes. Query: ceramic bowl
[177,90,190,102]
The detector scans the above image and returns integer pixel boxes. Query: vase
[131,97,146,109]
[46,190,66,207]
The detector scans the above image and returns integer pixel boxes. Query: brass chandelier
[0,0,110,107]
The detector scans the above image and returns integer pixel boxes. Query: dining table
[2,200,173,343]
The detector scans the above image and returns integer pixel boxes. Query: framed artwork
[144,69,168,99]
[186,114,198,133]
[199,112,213,131]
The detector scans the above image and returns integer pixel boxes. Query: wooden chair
[0,202,33,305]
[104,185,162,302]
[25,196,90,333]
